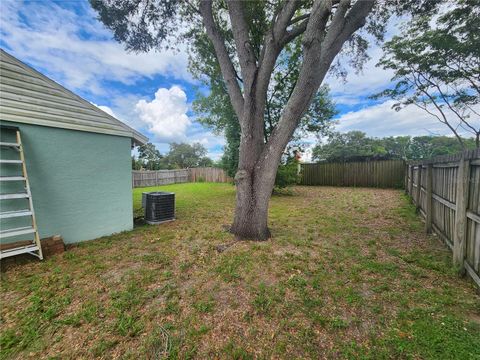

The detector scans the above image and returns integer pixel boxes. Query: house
[0,49,147,246]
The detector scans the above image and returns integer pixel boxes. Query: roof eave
[1,49,150,145]
[132,131,148,146]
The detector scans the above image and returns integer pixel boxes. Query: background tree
[135,142,164,170]
[375,0,480,147]
[198,156,215,167]
[275,157,300,189]
[312,131,387,162]
[163,142,211,169]
[91,0,440,240]
[380,136,411,160]
[217,119,241,178]
[408,136,475,159]
[312,131,477,162]
[132,156,142,170]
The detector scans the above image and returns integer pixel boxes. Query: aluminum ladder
[0,128,43,260]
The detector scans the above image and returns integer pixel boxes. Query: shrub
[275,160,299,189]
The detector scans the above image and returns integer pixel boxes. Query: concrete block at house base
[41,235,65,257]
[1,235,65,271]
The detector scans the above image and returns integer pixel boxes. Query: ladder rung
[0,226,35,239]
[0,160,22,164]
[0,176,25,181]
[0,210,32,219]
[0,142,20,148]
[0,244,40,259]
[0,193,29,200]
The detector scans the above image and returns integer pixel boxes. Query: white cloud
[97,105,116,118]
[188,131,226,159]
[0,0,191,94]
[135,86,191,142]
[207,150,224,161]
[91,103,116,118]
[91,92,226,159]
[335,100,479,138]
[326,46,395,102]
[325,18,406,105]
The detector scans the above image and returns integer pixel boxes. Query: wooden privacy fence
[132,169,189,187]
[189,167,233,183]
[406,148,480,287]
[132,167,231,188]
[300,160,405,188]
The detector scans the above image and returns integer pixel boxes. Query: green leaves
[90,0,180,52]
[133,142,214,170]
[163,142,210,169]
[375,0,480,145]
[312,131,477,162]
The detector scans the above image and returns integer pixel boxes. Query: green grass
[132,182,235,218]
[1,184,479,359]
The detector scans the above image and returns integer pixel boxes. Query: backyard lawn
[1,183,479,359]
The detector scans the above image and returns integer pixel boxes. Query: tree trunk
[230,103,276,240]
[231,159,280,240]
[231,171,272,240]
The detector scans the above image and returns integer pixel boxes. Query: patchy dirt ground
[1,184,479,359]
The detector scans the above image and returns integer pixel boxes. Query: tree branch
[410,70,466,148]
[257,0,374,173]
[199,1,244,119]
[464,103,480,117]
[281,19,309,46]
[413,102,443,124]
[227,0,258,89]
[288,13,310,25]
[418,72,479,136]
[444,61,480,95]
[256,1,306,105]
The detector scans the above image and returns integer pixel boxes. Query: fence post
[425,164,433,233]
[415,165,422,207]
[453,156,470,272]
[408,164,413,196]
[155,171,158,186]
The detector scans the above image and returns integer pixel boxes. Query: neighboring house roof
[0,49,147,145]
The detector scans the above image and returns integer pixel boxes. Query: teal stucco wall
[0,122,133,244]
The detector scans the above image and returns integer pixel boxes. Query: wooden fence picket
[406,148,480,287]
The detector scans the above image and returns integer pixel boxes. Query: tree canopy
[133,142,164,170]
[132,142,213,170]
[163,142,210,169]
[375,0,480,147]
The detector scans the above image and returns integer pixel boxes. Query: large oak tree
[91,0,437,240]
[190,31,337,178]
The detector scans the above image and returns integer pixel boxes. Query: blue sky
[0,0,466,160]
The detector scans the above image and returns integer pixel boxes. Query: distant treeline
[132,142,214,170]
[312,131,478,163]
